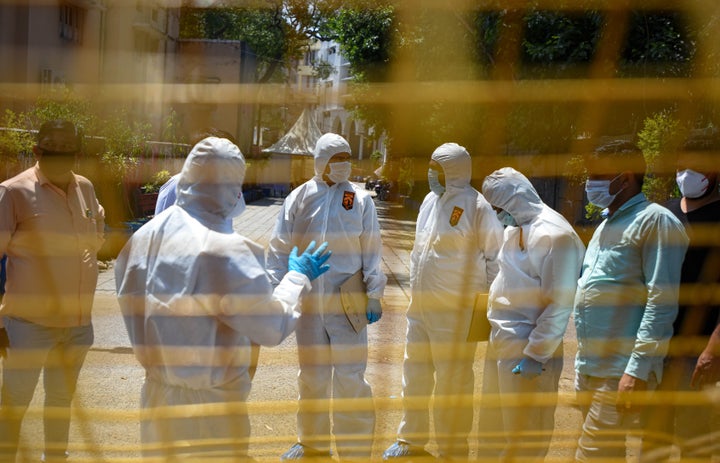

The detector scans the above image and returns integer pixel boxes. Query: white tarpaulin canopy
[262,107,323,156]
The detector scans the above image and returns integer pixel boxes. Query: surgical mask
[327,161,352,184]
[428,169,445,196]
[497,210,517,227]
[39,149,77,174]
[228,193,246,218]
[676,169,710,198]
[585,174,623,209]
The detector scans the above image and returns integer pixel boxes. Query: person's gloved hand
[288,241,331,281]
[512,357,544,379]
[366,298,382,324]
[0,327,9,359]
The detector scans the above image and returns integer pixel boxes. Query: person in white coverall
[383,143,503,460]
[478,167,585,461]
[115,136,331,459]
[267,133,387,460]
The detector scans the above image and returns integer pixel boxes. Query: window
[59,3,83,44]
[305,50,317,66]
[305,76,314,89]
[40,69,53,89]
[41,69,52,84]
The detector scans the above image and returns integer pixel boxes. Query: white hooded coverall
[398,143,503,457]
[480,167,585,460]
[267,133,386,457]
[115,137,310,458]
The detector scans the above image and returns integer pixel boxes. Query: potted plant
[136,169,171,217]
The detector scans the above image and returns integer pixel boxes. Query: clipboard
[339,270,368,333]
[466,293,491,342]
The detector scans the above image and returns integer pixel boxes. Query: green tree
[0,110,35,171]
[178,1,345,153]
[637,109,682,203]
[180,1,342,83]
[180,2,705,205]
[332,5,696,145]
[329,3,395,81]
[622,11,693,77]
[0,88,153,225]
[326,2,395,133]
[523,11,602,66]
[0,88,95,170]
[568,109,683,221]
[96,107,152,188]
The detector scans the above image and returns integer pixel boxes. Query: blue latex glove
[512,357,544,379]
[288,241,331,281]
[366,298,382,324]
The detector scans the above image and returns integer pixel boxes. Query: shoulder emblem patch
[342,191,355,211]
[450,206,464,227]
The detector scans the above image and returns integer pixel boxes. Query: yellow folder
[466,293,491,342]
[339,270,368,333]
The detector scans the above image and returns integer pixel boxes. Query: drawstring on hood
[176,136,246,225]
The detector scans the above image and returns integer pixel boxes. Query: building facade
[0,0,181,134]
[0,4,382,172]
[295,39,386,164]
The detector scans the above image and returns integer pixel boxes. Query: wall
[174,40,245,141]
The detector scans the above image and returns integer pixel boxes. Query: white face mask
[497,210,517,227]
[585,174,624,209]
[676,169,710,199]
[327,161,352,184]
[228,192,246,218]
[428,168,445,196]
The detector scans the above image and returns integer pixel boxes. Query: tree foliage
[95,107,153,185]
[324,3,395,135]
[179,2,706,195]
[522,11,602,68]
[328,3,394,82]
[637,109,682,203]
[180,1,343,83]
[623,11,693,77]
[0,110,35,171]
[0,88,154,223]
[2,90,94,166]
[326,5,695,160]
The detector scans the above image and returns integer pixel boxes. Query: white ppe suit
[115,137,309,458]
[397,143,503,458]
[479,167,585,461]
[267,133,386,458]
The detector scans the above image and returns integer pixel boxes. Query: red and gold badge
[450,206,464,226]
[342,191,355,211]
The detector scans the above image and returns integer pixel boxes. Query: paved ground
[9,188,587,462]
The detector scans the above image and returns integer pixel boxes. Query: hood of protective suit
[482,167,544,225]
[313,133,351,179]
[430,143,472,190]
[176,136,245,223]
